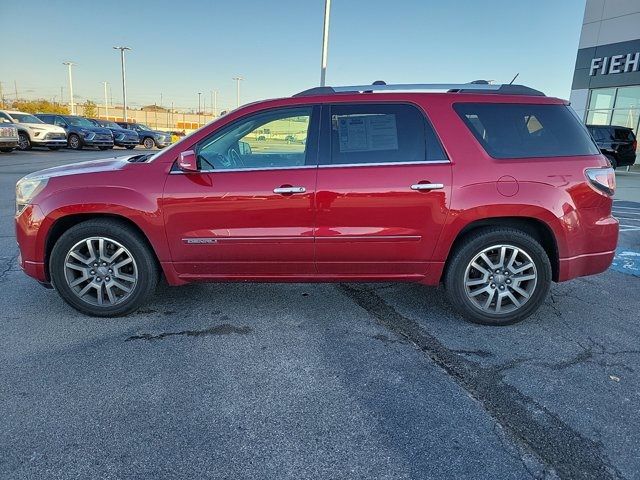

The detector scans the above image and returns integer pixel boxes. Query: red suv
[15,82,618,325]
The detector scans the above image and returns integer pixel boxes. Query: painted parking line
[611,248,640,277]
[613,201,640,232]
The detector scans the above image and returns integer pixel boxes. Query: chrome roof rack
[293,81,545,97]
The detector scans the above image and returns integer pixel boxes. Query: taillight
[585,167,616,196]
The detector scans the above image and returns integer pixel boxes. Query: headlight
[16,176,49,215]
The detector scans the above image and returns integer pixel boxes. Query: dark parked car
[35,114,114,150]
[115,121,171,149]
[587,124,637,169]
[88,119,139,149]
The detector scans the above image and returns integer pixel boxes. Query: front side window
[454,103,600,158]
[195,107,313,171]
[54,117,67,127]
[327,103,447,165]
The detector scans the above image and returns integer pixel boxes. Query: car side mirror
[178,150,199,172]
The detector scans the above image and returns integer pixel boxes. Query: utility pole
[60,86,64,106]
[232,77,243,108]
[320,0,331,86]
[14,80,18,100]
[0,82,4,108]
[62,62,76,114]
[113,46,131,121]
[102,81,109,118]
[198,92,202,126]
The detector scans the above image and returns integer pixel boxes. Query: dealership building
[570,0,640,145]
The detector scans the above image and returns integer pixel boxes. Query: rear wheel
[142,137,155,149]
[444,227,552,325]
[49,219,159,317]
[605,154,618,169]
[18,132,31,151]
[68,134,82,150]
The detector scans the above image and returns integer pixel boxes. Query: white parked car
[0,120,18,153]
[0,110,67,150]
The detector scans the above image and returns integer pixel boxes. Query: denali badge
[183,238,217,244]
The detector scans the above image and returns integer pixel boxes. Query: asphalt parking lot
[1,149,640,479]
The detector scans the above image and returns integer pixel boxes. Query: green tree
[82,100,98,118]
[10,99,69,115]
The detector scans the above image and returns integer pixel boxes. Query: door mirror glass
[178,150,199,172]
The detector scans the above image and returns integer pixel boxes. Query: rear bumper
[558,250,616,282]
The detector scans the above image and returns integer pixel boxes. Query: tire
[17,132,31,151]
[48,147,62,151]
[605,154,617,169]
[125,145,136,150]
[68,134,82,150]
[49,219,160,317]
[444,227,552,326]
[142,137,155,149]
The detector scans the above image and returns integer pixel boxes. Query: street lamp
[63,62,76,115]
[113,46,131,121]
[211,89,218,117]
[320,0,331,86]
[198,92,202,126]
[102,81,109,118]
[232,77,243,108]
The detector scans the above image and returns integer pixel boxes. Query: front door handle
[410,183,444,191]
[273,186,306,194]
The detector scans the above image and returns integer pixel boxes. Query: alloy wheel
[463,244,537,315]
[63,237,138,306]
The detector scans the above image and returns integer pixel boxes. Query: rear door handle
[410,183,444,191]
[273,186,306,194]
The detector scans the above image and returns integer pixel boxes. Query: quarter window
[195,107,314,171]
[328,104,447,165]
[455,103,600,158]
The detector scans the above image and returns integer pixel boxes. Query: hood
[24,157,134,180]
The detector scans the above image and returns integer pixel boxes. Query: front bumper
[82,138,114,147]
[0,138,18,147]
[114,139,139,147]
[16,204,49,284]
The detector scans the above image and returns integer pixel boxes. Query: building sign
[589,53,640,76]
[573,39,640,90]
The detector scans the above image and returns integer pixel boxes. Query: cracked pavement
[1,150,639,479]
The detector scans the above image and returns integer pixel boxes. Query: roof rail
[293,82,545,97]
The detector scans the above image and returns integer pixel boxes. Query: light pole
[102,81,109,118]
[232,77,243,108]
[320,0,331,86]
[210,90,218,117]
[63,62,76,114]
[198,92,202,126]
[113,46,131,121]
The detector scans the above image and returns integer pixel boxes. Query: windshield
[102,121,121,129]
[67,116,96,128]
[10,113,44,124]
[136,123,151,130]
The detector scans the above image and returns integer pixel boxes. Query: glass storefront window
[614,86,640,109]
[611,109,639,130]
[585,109,611,125]
[588,88,616,109]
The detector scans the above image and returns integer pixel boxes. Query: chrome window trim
[318,160,450,168]
[169,165,317,174]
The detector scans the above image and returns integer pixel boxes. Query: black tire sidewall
[68,134,82,150]
[143,137,154,149]
[49,220,159,317]
[18,132,31,150]
[445,228,552,326]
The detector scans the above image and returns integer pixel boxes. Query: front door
[315,102,452,277]
[163,105,320,278]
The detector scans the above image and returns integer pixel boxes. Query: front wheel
[142,137,155,149]
[49,219,159,317]
[68,134,82,150]
[444,227,552,326]
[18,132,31,151]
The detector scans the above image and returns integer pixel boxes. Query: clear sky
[2,0,586,112]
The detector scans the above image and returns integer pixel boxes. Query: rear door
[163,105,320,277]
[314,102,452,276]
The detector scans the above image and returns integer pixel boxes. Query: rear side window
[454,103,600,158]
[328,103,447,165]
